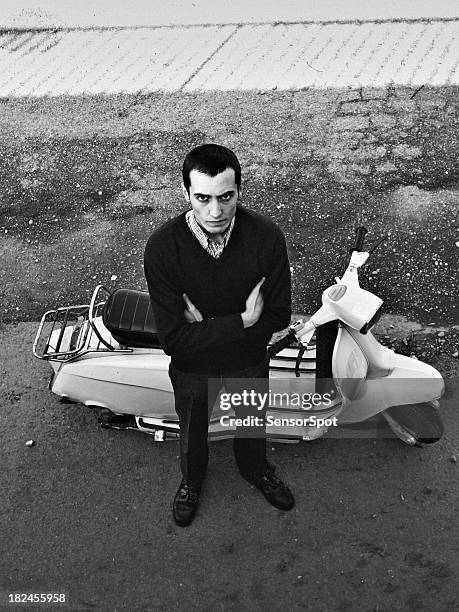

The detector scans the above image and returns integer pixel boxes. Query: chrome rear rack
[33,285,130,361]
[33,303,93,360]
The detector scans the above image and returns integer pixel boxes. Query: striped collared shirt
[185,210,235,259]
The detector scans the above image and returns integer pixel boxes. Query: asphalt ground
[1,322,458,612]
[1,92,458,328]
[0,89,458,611]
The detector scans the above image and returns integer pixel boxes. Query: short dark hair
[182,144,241,193]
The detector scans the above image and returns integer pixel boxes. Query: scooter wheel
[383,402,444,446]
[96,408,137,430]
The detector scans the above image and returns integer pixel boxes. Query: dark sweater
[143,206,291,373]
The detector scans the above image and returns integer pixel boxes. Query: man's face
[183,168,240,237]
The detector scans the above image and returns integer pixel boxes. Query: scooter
[33,227,444,446]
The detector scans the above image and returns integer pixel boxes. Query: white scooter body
[33,237,445,443]
[40,317,334,440]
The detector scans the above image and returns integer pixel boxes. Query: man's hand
[184,278,265,328]
[183,293,203,323]
[241,277,265,329]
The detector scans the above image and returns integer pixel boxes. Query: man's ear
[181,183,190,202]
[237,183,243,200]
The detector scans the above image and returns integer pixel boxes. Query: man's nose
[208,199,222,218]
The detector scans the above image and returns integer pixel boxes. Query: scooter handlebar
[267,328,298,358]
[349,226,368,254]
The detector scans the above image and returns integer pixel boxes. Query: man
[144,144,294,526]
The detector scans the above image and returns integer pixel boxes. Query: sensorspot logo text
[219,414,339,428]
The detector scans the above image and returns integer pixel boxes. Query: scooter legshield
[333,326,444,424]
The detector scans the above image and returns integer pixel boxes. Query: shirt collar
[185,210,235,258]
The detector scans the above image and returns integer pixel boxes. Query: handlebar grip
[349,226,368,253]
[268,328,297,358]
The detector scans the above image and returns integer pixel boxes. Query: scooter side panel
[51,352,177,417]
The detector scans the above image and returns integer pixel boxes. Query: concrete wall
[2,0,458,29]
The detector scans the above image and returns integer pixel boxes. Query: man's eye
[196,195,209,202]
[219,194,232,201]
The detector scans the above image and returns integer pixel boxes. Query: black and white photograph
[0,1,458,610]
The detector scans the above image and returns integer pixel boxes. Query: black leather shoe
[173,481,200,526]
[254,470,295,511]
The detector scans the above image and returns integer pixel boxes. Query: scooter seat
[102,288,162,349]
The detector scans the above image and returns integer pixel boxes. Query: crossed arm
[183,277,265,328]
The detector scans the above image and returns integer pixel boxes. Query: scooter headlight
[323,285,383,332]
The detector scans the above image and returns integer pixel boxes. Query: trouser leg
[233,437,267,482]
[169,364,219,491]
[225,355,269,483]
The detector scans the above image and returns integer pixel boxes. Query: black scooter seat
[102,288,162,349]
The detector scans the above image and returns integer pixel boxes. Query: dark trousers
[169,356,269,490]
